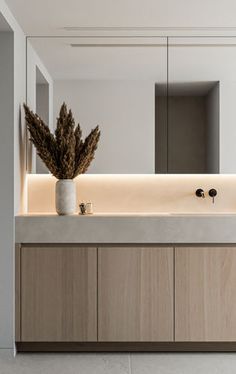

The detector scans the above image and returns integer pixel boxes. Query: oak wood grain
[176,246,236,341]
[21,246,97,342]
[98,247,174,341]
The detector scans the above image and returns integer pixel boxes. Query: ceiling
[5,0,236,37]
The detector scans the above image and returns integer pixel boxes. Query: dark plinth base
[16,342,236,353]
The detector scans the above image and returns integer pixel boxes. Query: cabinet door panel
[98,247,173,341]
[21,246,97,342]
[176,247,236,341]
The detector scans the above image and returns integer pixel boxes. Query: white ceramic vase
[55,179,76,215]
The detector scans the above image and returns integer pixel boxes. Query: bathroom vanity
[19,33,236,352]
[15,214,236,351]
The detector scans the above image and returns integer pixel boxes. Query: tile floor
[1,350,236,374]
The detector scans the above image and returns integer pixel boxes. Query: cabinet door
[176,247,236,341]
[98,247,173,341]
[21,246,97,342]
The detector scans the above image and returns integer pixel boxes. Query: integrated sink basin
[91,212,171,217]
[90,212,236,217]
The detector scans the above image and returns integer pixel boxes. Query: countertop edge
[15,215,236,244]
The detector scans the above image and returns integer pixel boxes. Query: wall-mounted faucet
[196,188,205,198]
[195,188,217,203]
[209,188,217,204]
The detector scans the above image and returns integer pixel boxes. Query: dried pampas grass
[24,103,100,179]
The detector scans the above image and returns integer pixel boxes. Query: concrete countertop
[15,213,236,244]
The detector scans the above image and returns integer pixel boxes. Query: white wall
[36,84,49,124]
[0,2,53,349]
[36,83,50,173]
[0,1,26,214]
[0,30,14,349]
[27,41,53,127]
[54,80,155,173]
[27,41,53,173]
[0,0,26,349]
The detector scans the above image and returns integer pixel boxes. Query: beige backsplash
[26,174,236,214]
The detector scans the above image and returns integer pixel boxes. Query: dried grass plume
[24,103,100,179]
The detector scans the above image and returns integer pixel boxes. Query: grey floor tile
[131,353,236,374]
[3,350,236,374]
[0,350,130,374]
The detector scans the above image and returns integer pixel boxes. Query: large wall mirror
[27,36,236,174]
[27,37,167,174]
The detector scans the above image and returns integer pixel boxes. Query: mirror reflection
[168,37,236,174]
[27,36,236,174]
[27,37,167,174]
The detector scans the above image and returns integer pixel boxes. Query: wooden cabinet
[20,246,97,342]
[175,246,236,341]
[98,247,174,341]
[18,245,174,344]
[17,244,236,348]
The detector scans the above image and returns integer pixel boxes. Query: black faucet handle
[209,189,217,204]
[196,188,205,198]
